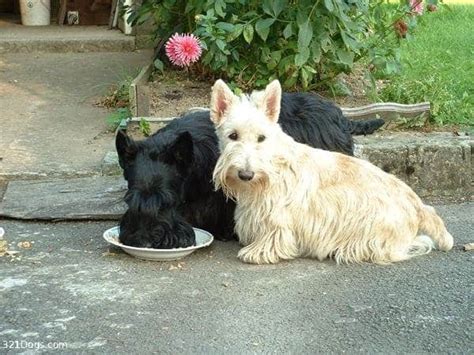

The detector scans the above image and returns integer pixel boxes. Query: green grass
[444,0,474,3]
[378,2,474,126]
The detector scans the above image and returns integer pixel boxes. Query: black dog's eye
[257,135,266,143]
[228,132,238,141]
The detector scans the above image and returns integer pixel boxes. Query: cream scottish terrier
[211,79,454,264]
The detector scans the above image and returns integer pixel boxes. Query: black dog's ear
[165,132,194,172]
[116,130,137,168]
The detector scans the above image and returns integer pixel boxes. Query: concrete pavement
[0,203,472,353]
[0,51,151,179]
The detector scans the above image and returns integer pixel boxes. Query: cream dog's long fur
[211,79,453,264]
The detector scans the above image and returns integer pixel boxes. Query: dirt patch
[147,67,378,117]
[145,69,465,134]
[148,71,211,118]
[329,65,385,108]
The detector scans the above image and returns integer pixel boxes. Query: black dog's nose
[238,170,255,181]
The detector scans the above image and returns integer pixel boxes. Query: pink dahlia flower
[410,0,424,15]
[165,33,202,67]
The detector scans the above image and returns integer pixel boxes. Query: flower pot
[19,0,51,26]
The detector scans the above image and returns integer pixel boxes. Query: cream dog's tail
[417,205,454,252]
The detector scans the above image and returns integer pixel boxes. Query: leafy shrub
[127,0,430,90]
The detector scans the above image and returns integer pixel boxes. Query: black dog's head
[115,130,196,249]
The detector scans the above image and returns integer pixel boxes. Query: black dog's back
[279,93,354,154]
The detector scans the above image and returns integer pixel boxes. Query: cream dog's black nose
[238,170,255,181]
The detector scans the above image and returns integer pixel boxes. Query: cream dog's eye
[257,135,266,143]
[228,132,238,140]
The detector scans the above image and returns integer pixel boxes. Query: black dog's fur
[117,132,197,248]
[117,93,384,248]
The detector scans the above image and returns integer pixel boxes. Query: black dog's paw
[119,228,152,248]
[174,219,196,248]
[149,220,195,249]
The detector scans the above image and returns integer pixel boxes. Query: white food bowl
[103,226,214,261]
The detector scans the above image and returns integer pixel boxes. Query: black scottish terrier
[117,130,197,249]
[117,92,384,248]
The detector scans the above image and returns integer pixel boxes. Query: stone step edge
[0,38,136,54]
[104,118,473,200]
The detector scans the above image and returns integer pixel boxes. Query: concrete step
[354,131,473,199]
[0,26,135,53]
[104,129,473,201]
[0,176,126,220]
[0,132,471,222]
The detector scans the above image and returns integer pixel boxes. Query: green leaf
[296,9,307,26]
[271,0,286,18]
[199,41,208,50]
[255,18,275,41]
[231,50,240,61]
[243,24,254,44]
[311,42,321,63]
[337,49,354,66]
[278,55,294,74]
[324,0,334,12]
[139,118,151,137]
[262,0,272,17]
[320,34,332,53]
[216,22,235,32]
[242,10,258,19]
[297,19,313,53]
[283,72,298,88]
[295,47,310,67]
[267,60,278,70]
[216,39,227,52]
[215,0,226,17]
[153,58,164,73]
[332,80,352,96]
[227,24,243,42]
[260,47,271,62]
[341,31,360,53]
[202,51,213,66]
[283,23,293,39]
[262,0,273,16]
[205,8,215,18]
[300,67,312,89]
[266,50,282,70]
[270,50,282,63]
[385,61,399,74]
